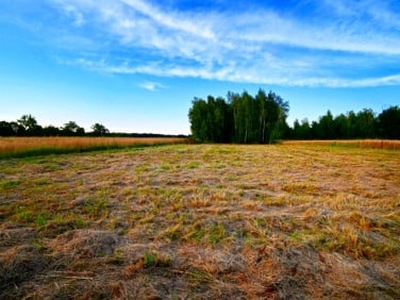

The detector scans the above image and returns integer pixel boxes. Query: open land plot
[0,144,399,299]
[282,139,400,149]
[0,137,186,158]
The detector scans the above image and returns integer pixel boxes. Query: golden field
[0,143,399,299]
[0,136,186,158]
[282,139,400,149]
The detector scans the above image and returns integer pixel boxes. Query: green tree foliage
[17,114,43,136]
[212,97,232,143]
[188,98,209,142]
[42,125,61,136]
[91,123,110,136]
[357,109,376,138]
[264,91,289,143]
[61,121,85,136]
[292,119,311,140]
[318,110,335,139]
[0,121,20,136]
[17,114,37,131]
[188,89,289,143]
[289,106,399,140]
[377,106,400,139]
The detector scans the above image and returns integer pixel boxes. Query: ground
[0,144,399,299]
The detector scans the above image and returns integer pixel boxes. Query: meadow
[0,142,399,299]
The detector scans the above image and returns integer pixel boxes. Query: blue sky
[1,0,399,134]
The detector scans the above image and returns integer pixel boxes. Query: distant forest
[1,90,399,141]
[0,116,184,138]
[188,89,400,143]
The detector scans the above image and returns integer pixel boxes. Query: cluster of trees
[0,115,110,137]
[188,89,289,143]
[289,106,400,140]
[2,102,399,141]
[189,88,400,143]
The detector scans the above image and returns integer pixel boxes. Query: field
[282,139,400,149]
[0,142,399,299]
[0,137,186,158]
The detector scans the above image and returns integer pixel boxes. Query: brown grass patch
[282,139,400,149]
[0,136,186,158]
[0,143,399,298]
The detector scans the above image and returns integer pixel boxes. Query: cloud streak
[47,0,400,87]
[139,81,166,91]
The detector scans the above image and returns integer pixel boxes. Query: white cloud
[48,0,400,87]
[119,0,216,39]
[139,81,166,91]
[72,57,400,88]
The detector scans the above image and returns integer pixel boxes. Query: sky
[1,0,399,135]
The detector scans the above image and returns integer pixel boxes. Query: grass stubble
[0,143,399,299]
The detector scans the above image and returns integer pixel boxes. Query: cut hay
[1,144,399,298]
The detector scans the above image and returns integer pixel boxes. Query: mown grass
[0,137,186,159]
[0,143,399,299]
[282,139,400,149]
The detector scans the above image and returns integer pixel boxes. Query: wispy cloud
[46,0,400,87]
[119,0,216,39]
[320,0,400,30]
[60,3,85,26]
[74,57,400,88]
[139,81,166,91]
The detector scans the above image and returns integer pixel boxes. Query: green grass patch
[0,180,21,189]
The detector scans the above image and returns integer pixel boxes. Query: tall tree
[17,114,42,136]
[228,91,242,143]
[357,109,376,138]
[91,123,109,136]
[213,97,232,143]
[318,110,335,139]
[333,114,349,139]
[241,91,254,143]
[377,106,400,139]
[18,114,37,131]
[347,110,358,138]
[188,98,209,142]
[206,96,217,142]
[264,91,289,143]
[256,89,268,143]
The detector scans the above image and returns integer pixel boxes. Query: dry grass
[0,143,399,299]
[0,136,186,158]
[282,139,400,149]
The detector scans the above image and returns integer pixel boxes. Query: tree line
[289,106,400,140]
[0,115,109,137]
[2,98,399,140]
[188,89,289,143]
[189,89,400,143]
[0,115,188,138]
